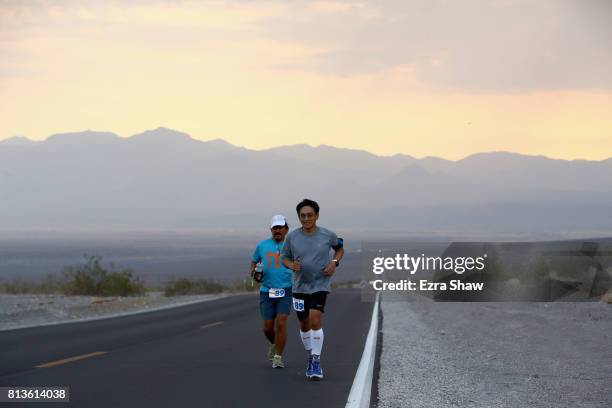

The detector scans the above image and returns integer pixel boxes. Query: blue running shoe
[310,355,323,380]
[305,353,314,378]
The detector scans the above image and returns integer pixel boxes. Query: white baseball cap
[270,214,288,228]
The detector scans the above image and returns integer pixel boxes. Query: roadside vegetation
[0,254,145,297]
[0,276,63,295]
[163,278,225,296]
[61,255,145,296]
[1,255,362,297]
[0,254,259,297]
[163,277,259,296]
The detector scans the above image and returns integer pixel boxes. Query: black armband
[332,237,344,251]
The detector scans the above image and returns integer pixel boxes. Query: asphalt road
[0,289,374,408]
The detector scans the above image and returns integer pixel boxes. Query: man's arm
[323,234,344,276]
[323,246,344,277]
[250,243,260,274]
[281,257,301,271]
[332,247,345,263]
[250,244,263,281]
[250,260,264,282]
[281,234,301,272]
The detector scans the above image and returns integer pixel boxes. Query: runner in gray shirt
[283,226,337,294]
[281,199,344,380]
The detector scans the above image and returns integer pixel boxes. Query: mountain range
[1,127,611,235]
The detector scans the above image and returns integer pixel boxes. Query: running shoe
[305,353,314,378]
[268,343,275,361]
[310,355,323,380]
[271,354,285,368]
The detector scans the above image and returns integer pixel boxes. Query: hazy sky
[1,0,611,160]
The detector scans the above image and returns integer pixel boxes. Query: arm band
[332,238,344,251]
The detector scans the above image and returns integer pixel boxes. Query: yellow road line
[36,351,107,368]
[200,321,224,329]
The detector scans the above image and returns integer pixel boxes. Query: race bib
[293,297,305,312]
[269,288,285,298]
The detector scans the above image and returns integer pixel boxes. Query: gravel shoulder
[0,292,237,331]
[377,295,612,408]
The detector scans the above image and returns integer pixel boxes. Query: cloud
[2,0,609,91]
[254,0,612,91]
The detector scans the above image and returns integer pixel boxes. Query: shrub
[0,275,62,294]
[225,279,260,293]
[61,254,145,297]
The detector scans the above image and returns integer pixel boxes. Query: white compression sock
[300,330,312,353]
[311,328,324,356]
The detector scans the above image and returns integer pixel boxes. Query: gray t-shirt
[282,226,339,294]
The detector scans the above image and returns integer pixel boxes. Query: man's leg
[263,319,275,344]
[299,317,311,331]
[299,317,311,353]
[309,309,322,330]
[270,313,287,368]
[293,293,312,352]
[274,314,288,355]
[307,292,327,380]
[260,292,276,361]
[309,291,326,356]
[294,293,315,376]
[309,309,324,357]
[297,295,312,354]
[274,292,292,357]
[297,315,314,376]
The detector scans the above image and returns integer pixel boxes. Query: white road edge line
[346,291,380,408]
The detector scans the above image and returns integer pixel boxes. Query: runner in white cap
[249,214,292,368]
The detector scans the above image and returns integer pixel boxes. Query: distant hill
[0,136,39,146]
[1,127,611,234]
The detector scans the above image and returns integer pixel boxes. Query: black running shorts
[292,291,328,321]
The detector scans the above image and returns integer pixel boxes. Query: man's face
[271,225,288,241]
[298,206,319,229]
